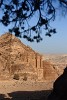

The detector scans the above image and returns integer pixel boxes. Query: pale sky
[21,16,67,54]
[0,15,67,54]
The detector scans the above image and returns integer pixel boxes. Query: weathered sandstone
[0,33,58,81]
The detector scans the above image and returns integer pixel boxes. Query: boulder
[47,67,67,100]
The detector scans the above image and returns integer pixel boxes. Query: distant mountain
[44,54,67,64]
[44,54,67,75]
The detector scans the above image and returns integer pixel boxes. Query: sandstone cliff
[0,33,58,81]
[0,33,37,79]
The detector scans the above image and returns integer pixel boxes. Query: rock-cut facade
[0,33,58,80]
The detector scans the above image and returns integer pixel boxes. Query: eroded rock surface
[0,33,58,81]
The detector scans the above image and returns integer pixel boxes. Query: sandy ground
[0,80,53,100]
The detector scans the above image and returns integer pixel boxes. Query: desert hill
[0,33,38,80]
[0,33,59,81]
[44,54,67,64]
[44,54,67,75]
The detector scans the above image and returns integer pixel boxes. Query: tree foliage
[0,0,67,42]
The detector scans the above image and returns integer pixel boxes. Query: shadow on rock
[8,90,51,100]
[47,67,67,100]
[0,94,5,100]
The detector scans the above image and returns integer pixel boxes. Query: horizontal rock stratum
[0,33,58,81]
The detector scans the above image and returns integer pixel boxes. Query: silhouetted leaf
[13,27,21,37]
[0,0,67,42]
[9,29,12,32]
[39,17,48,26]
[48,9,54,14]
[31,39,34,42]
[23,35,28,38]
[2,12,10,26]
[21,27,24,29]
[5,5,11,10]
[53,29,56,33]
[22,2,29,11]
[36,39,40,43]
[49,29,53,33]
[33,36,38,39]
[31,26,36,31]
[13,0,18,5]
[45,33,51,37]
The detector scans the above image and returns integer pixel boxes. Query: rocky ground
[0,80,53,100]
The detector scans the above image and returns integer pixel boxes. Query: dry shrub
[13,74,19,80]
[23,73,27,81]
